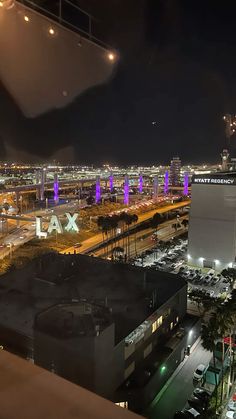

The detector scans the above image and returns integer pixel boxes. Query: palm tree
[132,214,138,256]
[151,213,162,237]
[181,219,189,229]
[201,316,220,409]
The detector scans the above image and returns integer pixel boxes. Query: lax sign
[36,213,79,238]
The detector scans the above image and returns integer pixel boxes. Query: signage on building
[36,213,79,238]
[192,177,236,185]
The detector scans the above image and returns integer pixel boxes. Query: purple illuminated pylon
[124,175,129,205]
[54,173,59,203]
[139,173,143,193]
[164,170,169,195]
[153,175,158,201]
[109,173,113,191]
[95,176,101,204]
[183,173,189,196]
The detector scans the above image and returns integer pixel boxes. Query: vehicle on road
[226,411,236,418]
[193,364,207,381]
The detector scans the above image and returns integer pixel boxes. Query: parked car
[228,401,236,411]
[188,396,206,412]
[193,364,207,381]
[226,412,236,419]
[193,387,211,403]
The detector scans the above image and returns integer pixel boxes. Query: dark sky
[1,0,236,164]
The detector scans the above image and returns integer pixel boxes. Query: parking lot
[133,237,233,300]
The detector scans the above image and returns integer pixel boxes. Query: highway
[61,201,190,256]
[93,215,188,259]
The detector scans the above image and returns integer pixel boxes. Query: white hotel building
[188,173,236,270]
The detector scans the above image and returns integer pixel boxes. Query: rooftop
[0,254,186,345]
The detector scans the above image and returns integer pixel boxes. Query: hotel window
[124,361,135,379]
[144,343,152,359]
[152,316,163,333]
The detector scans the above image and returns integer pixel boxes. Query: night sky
[1,0,236,165]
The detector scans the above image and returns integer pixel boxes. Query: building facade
[170,157,181,186]
[188,173,236,270]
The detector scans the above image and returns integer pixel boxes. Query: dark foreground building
[0,254,200,412]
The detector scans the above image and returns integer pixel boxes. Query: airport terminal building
[188,173,236,270]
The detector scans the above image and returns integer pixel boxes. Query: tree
[201,316,220,409]
[181,219,189,229]
[151,213,162,235]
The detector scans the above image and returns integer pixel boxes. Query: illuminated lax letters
[35,212,79,238]
[36,216,47,238]
[47,215,63,234]
[64,213,79,233]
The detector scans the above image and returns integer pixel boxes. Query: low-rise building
[0,254,199,412]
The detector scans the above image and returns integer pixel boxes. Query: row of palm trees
[97,212,138,260]
[189,288,236,413]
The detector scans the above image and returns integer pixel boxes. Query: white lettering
[36,216,47,238]
[65,213,79,233]
[47,215,63,234]
[194,177,234,185]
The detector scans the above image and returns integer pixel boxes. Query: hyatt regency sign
[193,177,236,185]
[36,213,79,238]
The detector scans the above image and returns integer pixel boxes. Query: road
[93,215,188,259]
[147,340,212,419]
[62,201,190,255]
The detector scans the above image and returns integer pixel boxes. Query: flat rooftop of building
[0,254,186,345]
[0,350,142,419]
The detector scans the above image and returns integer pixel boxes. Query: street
[147,340,212,419]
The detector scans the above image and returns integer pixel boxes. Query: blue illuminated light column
[153,175,159,201]
[95,176,101,204]
[139,173,143,194]
[109,172,113,191]
[164,170,169,195]
[124,175,129,205]
[54,173,59,203]
[183,172,189,196]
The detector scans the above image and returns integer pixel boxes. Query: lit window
[116,402,128,409]
[152,316,163,333]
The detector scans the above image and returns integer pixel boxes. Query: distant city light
[24,15,29,22]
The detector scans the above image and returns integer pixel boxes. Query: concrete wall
[188,183,236,269]
[34,322,117,399]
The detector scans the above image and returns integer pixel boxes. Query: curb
[148,336,202,410]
